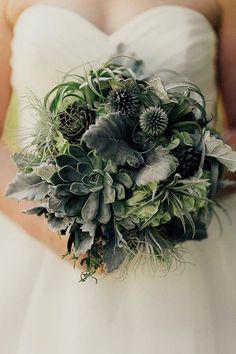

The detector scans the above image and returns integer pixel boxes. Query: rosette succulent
[49,145,133,224]
[58,102,95,144]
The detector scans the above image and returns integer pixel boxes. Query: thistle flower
[139,106,168,137]
[58,102,95,144]
[106,83,141,118]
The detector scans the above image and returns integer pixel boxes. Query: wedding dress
[1,5,236,354]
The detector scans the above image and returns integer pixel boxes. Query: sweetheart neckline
[13,3,218,39]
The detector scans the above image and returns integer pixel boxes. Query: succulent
[49,145,133,224]
[176,147,201,178]
[106,81,141,118]
[139,106,168,137]
[58,102,95,144]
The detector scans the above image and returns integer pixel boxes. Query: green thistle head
[107,83,140,118]
[139,106,168,137]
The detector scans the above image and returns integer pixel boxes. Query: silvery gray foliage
[204,131,236,172]
[33,163,57,182]
[102,221,126,273]
[75,232,95,258]
[136,147,179,186]
[47,214,72,232]
[5,172,49,201]
[82,112,144,168]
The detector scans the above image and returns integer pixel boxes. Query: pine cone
[176,147,201,178]
[58,102,95,144]
[139,106,168,137]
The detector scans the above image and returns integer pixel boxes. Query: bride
[0,0,236,353]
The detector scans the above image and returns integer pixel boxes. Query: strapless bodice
[10,4,218,133]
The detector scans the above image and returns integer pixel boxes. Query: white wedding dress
[1,5,236,354]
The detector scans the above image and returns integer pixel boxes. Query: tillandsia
[5,56,236,283]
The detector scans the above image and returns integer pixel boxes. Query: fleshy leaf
[114,173,133,189]
[81,191,100,221]
[82,113,144,168]
[136,147,178,186]
[204,130,236,172]
[5,172,49,201]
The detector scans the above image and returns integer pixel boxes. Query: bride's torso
[7,0,221,135]
[8,0,221,35]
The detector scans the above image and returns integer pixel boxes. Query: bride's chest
[10,0,220,35]
[10,3,218,117]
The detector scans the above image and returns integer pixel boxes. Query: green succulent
[49,145,133,224]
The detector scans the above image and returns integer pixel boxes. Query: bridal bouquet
[5,57,236,282]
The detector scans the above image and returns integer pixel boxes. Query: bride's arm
[218,0,236,149]
[0,2,103,273]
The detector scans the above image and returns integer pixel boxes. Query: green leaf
[81,191,100,221]
[114,173,133,189]
[136,147,178,186]
[168,138,180,150]
[126,189,149,206]
[149,77,171,103]
[5,172,49,201]
[97,193,111,224]
[64,195,87,217]
[204,130,236,172]
[179,132,194,146]
[113,183,125,200]
[69,145,90,163]
[82,113,144,168]
[102,184,116,204]
[56,155,78,169]
[54,184,71,198]
[70,182,90,195]
[58,166,81,182]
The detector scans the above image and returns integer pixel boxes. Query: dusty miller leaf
[34,163,57,182]
[136,146,178,186]
[5,172,49,201]
[204,130,236,172]
[82,113,144,168]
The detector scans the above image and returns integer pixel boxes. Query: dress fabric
[0,5,236,354]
